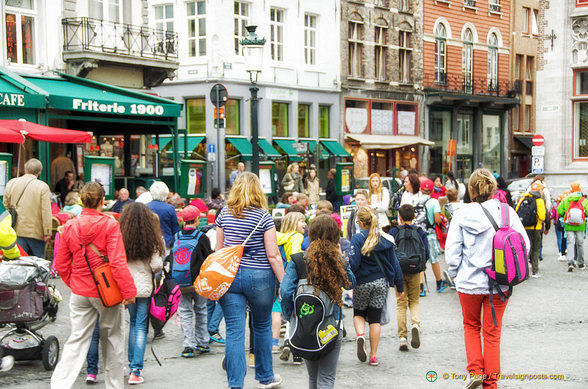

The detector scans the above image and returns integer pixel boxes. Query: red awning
[0,119,92,143]
[0,127,25,143]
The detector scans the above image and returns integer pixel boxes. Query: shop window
[319,105,330,138]
[225,99,240,135]
[457,113,473,155]
[345,99,369,134]
[397,104,417,136]
[234,1,249,55]
[304,14,317,65]
[272,102,288,137]
[187,1,206,57]
[270,8,284,61]
[371,102,393,135]
[482,115,501,173]
[375,24,387,81]
[429,111,451,177]
[435,23,447,85]
[5,0,36,65]
[298,104,310,138]
[349,18,363,77]
[575,102,588,158]
[186,98,206,134]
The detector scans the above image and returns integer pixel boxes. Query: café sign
[72,98,165,116]
[0,93,25,107]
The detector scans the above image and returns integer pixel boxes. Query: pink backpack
[480,203,529,325]
[492,189,508,204]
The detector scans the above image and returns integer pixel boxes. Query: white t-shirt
[400,191,422,207]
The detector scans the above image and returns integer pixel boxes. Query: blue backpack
[170,230,204,287]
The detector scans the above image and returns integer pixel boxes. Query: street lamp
[241,25,266,177]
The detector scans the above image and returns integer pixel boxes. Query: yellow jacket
[0,211,20,259]
[276,231,304,263]
[516,193,546,230]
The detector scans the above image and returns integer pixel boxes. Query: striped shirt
[216,207,275,270]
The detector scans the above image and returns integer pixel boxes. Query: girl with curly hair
[280,215,355,389]
[118,202,165,384]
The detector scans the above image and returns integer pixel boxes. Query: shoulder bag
[7,177,36,228]
[83,243,124,307]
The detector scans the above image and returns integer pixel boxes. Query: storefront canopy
[227,137,253,158]
[0,67,47,109]
[345,134,434,150]
[301,140,329,159]
[258,138,281,158]
[0,119,92,143]
[158,135,205,154]
[514,135,533,150]
[273,139,298,158]
[320,140,351,157]
[22,73,182,118]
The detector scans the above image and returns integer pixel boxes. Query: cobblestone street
[2,231,587,388]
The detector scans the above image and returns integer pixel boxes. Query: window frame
[187,1,206,57]
[154,3,174,41]
[186,97,206,134]
[4,0,37,66]
[319,105,330,138]
[225,98,241,136]
[270,7,285,62]
[374,24,387,81]
[435,23,447,85]
[487,33,498,92]
[348,19,363,78]
[304,14,317,65]
[298,104,311,138]
[399,29,412,84]
[462,28,474,93]
[522,7,530,34]
[234,0,249,55]
[272,101,289,137]
[399,0,410,12]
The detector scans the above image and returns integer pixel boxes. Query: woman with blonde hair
[281,163,304,194]
[52,182,136,389]
[216,172,285,389]
[63,191,82,216]
[445,168,529,389]
[348,206,404,366]
[368,173,391,231]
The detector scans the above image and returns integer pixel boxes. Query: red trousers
[458,292,508,389]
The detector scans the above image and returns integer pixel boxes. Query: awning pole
[172,124,179,192]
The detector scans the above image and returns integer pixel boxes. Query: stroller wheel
[42,336,59,371]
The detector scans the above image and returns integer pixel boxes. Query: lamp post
[241,25,266,176]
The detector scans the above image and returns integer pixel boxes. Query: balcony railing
[424,72,514,97]
[62,17,178,61]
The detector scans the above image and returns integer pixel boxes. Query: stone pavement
[2,231,588,388]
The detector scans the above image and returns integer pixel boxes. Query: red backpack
[565,198,586,226]
[435,213,449,249]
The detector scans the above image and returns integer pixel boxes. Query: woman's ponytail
[356,207,380,256]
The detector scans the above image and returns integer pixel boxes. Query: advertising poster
[340,205,355,238]
[259,168,272,194]
[91,163,112,196]
[341,169,351,193]
[0,161,6,196]
[187,166,203,196]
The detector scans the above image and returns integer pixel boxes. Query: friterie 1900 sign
[72,99,165,116]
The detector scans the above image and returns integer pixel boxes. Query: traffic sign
[532,134,545,146]
[532,155,544,174]
[532,146,544,156]
[208,144,216,154]
[214,107,225,119]
[292,142,308,153]
[208,152,216,162]
[210,83,228,107]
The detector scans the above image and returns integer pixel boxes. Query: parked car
[355,176,402,195]
[507,177,534,205]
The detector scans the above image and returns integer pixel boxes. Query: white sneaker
[257,374,282,388]
[0,355,14,372]
[558,254,567,262]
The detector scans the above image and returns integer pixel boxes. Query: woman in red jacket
[51,182,137,389]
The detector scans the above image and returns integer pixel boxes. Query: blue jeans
[16,237,46,258]
[86,319,100,375]
[220,267,276,388]
[555,224,567,255]
[207,299,224,335]
[127,298,150,374]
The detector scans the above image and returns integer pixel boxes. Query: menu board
[91,163,112,196]
[0,161,6,196]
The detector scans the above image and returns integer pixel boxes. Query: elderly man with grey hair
[147,181,180,249]
[3,158,52,258]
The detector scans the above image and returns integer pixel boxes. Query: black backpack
[516,195,538,227]
[413,198,433,231]
[287,253,341,361]
[395,225,427,274]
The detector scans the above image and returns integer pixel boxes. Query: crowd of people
[3,157,588,389]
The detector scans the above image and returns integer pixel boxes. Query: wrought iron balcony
[424,73,514,97]
[62,17,178,61]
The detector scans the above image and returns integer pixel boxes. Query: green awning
[321,140,351,157]
[227,137,252,157]
[258,138,281,157]
[301,140,330,159]
[0,67,47,109]
[22,73,182,118]
[273,139,298,158]
[158,135,205,153]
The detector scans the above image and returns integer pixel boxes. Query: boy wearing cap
[557,183,588,272]
[172,205,213,357]
[416,179,448,294]
[516,182,548,277]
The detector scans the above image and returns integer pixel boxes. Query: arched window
[435,23,447,84]
[462,28,474,93]
[488,33,498,91]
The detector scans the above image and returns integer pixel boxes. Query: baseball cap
[421,179,434,192]
[178,205,201,222]
[189,198,209,216]
[530,182,544,192]
[570,182,582,193]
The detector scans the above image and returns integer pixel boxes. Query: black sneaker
[568,265,575,272]
[181,347,195,358]
[153,330,166,340]
[292,356,303,365]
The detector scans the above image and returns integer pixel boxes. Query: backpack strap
[291,252,307,279]
[500,203,509,227]
[479,203,499,232]
[371,251,389,287]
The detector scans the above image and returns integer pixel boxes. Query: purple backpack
[480,203,529,325]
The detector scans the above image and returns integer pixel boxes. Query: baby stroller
[0,256,60,370]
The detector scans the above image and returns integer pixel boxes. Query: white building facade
[537,0,588,193]
[152,0,343,192]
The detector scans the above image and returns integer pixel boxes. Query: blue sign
[208,144,216,154]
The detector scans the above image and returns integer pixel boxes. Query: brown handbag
[83,243,123,307]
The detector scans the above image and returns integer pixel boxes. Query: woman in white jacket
[119,203,165,385]
[368,173,390,231]
[445,169,529,389]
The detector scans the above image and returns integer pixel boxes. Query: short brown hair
[398,204,415,222]
[316,200,333,212]
[446,188,458,203]
[81,182,105,209]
